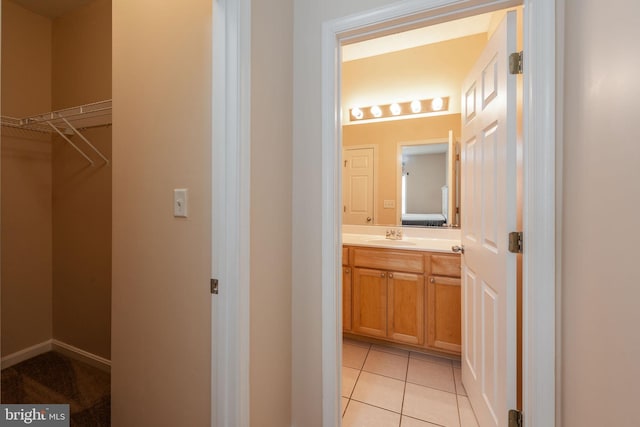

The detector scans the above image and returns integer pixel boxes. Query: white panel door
[460,11,517,427]
[343,147,374,225]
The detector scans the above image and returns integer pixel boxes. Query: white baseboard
[1,340,53,369]
[52,340,111,373]
[1,339,111,373]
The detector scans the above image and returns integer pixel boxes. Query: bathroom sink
[366,239,416,246]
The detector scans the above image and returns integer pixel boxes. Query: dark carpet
[1,351,110,426]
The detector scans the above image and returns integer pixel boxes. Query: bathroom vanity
[342,234,461,356]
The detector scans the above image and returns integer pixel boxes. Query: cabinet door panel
[353,268,387,338]
[343,267,352,332]
[427,275,461,354]
[388,272,425,345]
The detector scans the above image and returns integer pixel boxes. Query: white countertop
[342,233,460,253]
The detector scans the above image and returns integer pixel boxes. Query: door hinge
[509,51,523,75]
[509,409,523,427]
[210,278,219,295]
[508,231,523,253]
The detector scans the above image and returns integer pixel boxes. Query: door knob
[451,245,464,254]
[366,217,372,222]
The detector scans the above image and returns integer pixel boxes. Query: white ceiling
[342,12,494,62]
[10,0,95,18]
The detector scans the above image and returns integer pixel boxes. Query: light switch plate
[383,200,395,208]
[174,188,188,217]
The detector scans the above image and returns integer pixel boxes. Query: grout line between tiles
[349,398,402,416]
[402,413,448,427]
[404,379,458,396]
[399,351,411,427]
[455,392,463,427]
[342,398,350,418]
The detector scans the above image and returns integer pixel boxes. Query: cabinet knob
[388,273,394,278]
[380,272,386,278]
[430,277,436,283]
[345,268,350,273]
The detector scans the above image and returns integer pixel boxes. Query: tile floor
[342,338,479,427]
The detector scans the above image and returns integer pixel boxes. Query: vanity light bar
[350,97,449,122]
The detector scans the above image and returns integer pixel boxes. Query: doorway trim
[321,1,559,426]
[212,0,251,426]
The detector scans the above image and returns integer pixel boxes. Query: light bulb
[370,105,382,118]
[431,97,444,111]
[351,107,363,120]
[390,103,402,116]
[410,100,422,113]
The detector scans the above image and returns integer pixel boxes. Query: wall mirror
[396,135,459,227]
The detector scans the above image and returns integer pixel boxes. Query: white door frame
[211,0,251,426]
[321,1,559,426]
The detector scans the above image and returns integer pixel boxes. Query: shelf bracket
[46,121,94,166]
[60,117,110,166]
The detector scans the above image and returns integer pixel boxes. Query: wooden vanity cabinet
[426,254,462,353]
[351,247,425,346]
[344,245,461,356]
[343,247,352,332]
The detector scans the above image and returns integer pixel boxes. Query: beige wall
[111,0,212,425]
[52,0,111,109]
[1,0,53,357]
[561,0,640,425]
[342,33,487,121]
[250,0,294,425]
[343,114,460,224]
[51,0,111,360]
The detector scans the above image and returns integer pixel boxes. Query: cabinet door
[388,272,425,345]
[343,267,352,332]
[352,268,387,338]
[427,275,461,354]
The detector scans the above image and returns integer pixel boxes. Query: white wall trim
[321,1,558,426]
[51,340,111,372]
[212,0,252,426]
[1,340,111,373]
[1,340,53,369]
[522,0,559,426]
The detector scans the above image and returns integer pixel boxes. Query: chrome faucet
[385,228,403,240]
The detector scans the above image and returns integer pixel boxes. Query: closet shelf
[1,100,112,166]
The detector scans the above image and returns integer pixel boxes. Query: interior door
[460,11,518,427]
[343,147,374,224]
